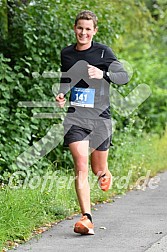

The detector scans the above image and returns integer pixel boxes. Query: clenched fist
[55,93,66,108]
[87,64,103,79]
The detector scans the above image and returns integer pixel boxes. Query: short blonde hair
[75,10,98,28]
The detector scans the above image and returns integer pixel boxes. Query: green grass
[0,176,79,250]
[0,130,167,251]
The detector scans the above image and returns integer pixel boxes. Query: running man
[56,10,129,235]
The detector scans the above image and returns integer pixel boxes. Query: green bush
[0,0,166,182]
[0,0,128,180]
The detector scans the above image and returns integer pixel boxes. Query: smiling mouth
[79,36,88,40]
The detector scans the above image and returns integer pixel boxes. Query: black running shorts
[63,117,112,151]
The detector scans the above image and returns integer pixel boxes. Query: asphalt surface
[10,171,167,252]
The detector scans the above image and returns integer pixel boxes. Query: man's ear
[74,25,76,32]
[94,27,98,35]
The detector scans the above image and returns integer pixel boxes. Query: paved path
[11,171,167,252]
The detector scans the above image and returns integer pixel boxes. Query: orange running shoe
[98,170,112,191]
[74,216,95,235]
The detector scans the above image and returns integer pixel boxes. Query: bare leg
[69,141,91,215]
[90,149,109,177]
[91,149,112,191]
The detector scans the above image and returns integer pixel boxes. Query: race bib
[70,87,95,108]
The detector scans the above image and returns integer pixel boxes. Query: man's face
[74,19,97,48]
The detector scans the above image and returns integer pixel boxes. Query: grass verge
[0,130,167,251]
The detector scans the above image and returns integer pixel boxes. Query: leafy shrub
[0,0,166,182]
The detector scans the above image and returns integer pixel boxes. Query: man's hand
[87,64,103,79]
[55,93,66,108]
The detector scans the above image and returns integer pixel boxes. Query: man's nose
[81,29,86,35]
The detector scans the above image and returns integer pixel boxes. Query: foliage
[1,128,167,251]
[0,1,167,248]
[0,0,166,181]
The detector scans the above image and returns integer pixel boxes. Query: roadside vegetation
[0,0,166,251]
[1,128,167,250]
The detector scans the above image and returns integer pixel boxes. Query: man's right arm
[58,50,71,95]
[56,51,71,107]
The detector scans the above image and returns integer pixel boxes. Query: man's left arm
[104,47,129,85]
